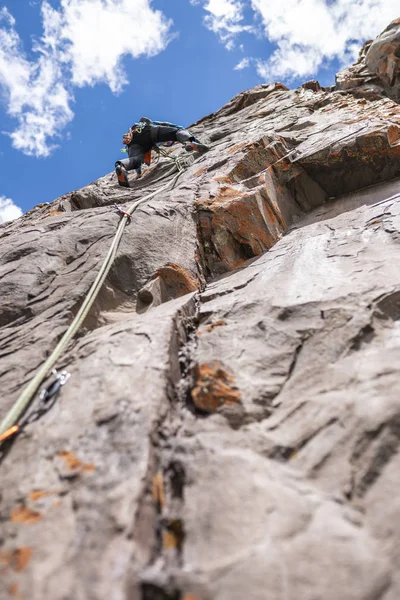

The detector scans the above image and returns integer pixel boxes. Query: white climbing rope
[1,120,396,444]
[0,163,184,444]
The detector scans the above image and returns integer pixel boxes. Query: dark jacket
[127,118,183,153]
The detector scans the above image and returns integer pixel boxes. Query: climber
[115,117,209,187]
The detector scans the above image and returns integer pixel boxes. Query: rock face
[336,18,400,102]
[1,20,400,600]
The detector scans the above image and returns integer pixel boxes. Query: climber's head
[122,130,133,145]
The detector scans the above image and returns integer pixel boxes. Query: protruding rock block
[137,264,199,313]
[366,19,400,101]
[336,18,400,103]
[302,80,322,92]
[191,361,242,413]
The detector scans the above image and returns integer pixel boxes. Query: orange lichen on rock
[57,451,95,473]
[387,125,400,146]
[211,195,277,263]
[193,167,208,177]
[10,506,41,524]
[195,187,247,211]
[199,319,226,334]
[152,471,166,512]
[7,582,20,598]
[213,175,232,184]
[194,197,211,210]
[227,140,286,183]
[216,186,247,201]
[1,548,32,572]
[227,142,249,155]
[28,490,60,502]
[191,361,241,412]
[162,520,184,551]
[196,161,289,274]
[153,263,199,298]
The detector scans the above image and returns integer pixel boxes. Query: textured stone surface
[1,21,400,600]
[336,18,400,103]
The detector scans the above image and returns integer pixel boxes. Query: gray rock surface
[1,20,400,600]
[336,18,400,103]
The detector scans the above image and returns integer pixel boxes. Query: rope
[1,119,396,444]
[253,120,394,180]
[0,165,183,444]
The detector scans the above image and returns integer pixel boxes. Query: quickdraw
[0,163,186,449]
[39,369,71,403]
[0,369,71,444]
[113,203,132,220]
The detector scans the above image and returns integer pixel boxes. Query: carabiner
[39,369,71,404]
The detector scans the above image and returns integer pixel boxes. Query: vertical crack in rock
[135,296,199,599]
[348,416,400,500]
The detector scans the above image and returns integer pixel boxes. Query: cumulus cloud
[0,196,23,223]
[252,0,399,80]
[0,7,73,157]
[192,0,253,49]
[194,0,399,80]
[47,0,173,92]
[0,1,173,157]
[234,57,250,70]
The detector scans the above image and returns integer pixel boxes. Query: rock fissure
[132,297,199,598]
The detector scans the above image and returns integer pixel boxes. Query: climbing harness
[151,145,189,174]
[0,159,187,449]
[156,145,196,171]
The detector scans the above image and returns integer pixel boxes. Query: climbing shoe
[184,142,209,154]
[116,164,130,187]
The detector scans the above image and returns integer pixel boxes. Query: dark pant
[115,127,192,172]
[153,126,192,145]
[115,146,145,172]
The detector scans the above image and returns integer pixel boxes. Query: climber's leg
[155,126,179,144]
[115,151,144,187]
[176,129,209,153]
[175,129,192,144]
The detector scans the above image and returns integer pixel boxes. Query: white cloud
[0,2,173,157]
[194,0,399,80]
[0,7,73,157]
[252,0,400,80]
[234,57,250,70]
[0,196,23,223]
[50,0,173,92]
[193,0,253,49]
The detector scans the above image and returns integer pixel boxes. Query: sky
[0,0,398,222]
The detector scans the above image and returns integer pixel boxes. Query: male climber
[115,117,209,187]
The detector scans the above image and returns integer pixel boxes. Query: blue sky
[0,0,398,221]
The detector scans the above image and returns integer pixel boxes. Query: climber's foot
[116,164,130,187]
[184,142,209,154]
